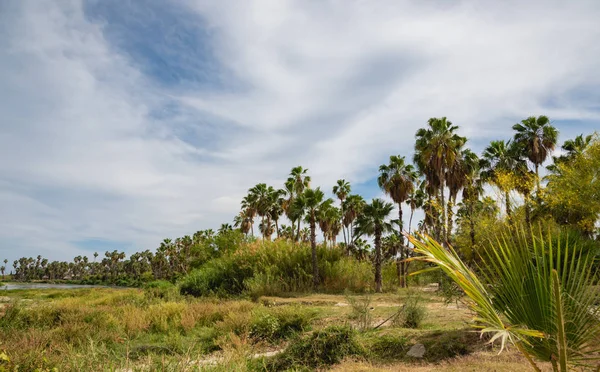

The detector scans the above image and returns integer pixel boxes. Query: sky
[1,0,600,264]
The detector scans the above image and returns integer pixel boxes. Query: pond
[0,282,115,290]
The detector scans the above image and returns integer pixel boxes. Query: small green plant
[395,291,427,329]
[345,291,372,331]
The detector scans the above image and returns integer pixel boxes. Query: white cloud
[0,0,599,262]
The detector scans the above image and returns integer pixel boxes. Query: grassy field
[0,287,550,371]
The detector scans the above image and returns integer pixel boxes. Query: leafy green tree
[545,136,600,235]
[355,198,394,292]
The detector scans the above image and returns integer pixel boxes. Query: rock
[406,343,426,358]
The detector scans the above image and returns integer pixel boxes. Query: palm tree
[218,223,233,235]
[481,140,525,219]
[241,194,258,236]
[512,115,558,193]
[378,155,417,286]
[233,211,252,236]
[289,166,311,194]
[405,181,426,245]
[295,187,331,289]
[342,194,366,253]
[547,134,593,175]
[355,198,395,292]
[288,167,311,241]
[445,149,479,243]
[332,179,351,246]
[248,183,278,239]
[414,117,466,242]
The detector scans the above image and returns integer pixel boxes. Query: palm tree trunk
[447,197,454,244]
[297,220,301,243]
[250,220,254,237]
[440,174,447,243]
[275,219,280,239]
[468,202,476,247]
[524,195,532,234]
[374,226,382,293]
[310,212,318,290]
[535,163,540,196]
[504,190,511,220]
[405,207,415,288]
[398,203,406,288]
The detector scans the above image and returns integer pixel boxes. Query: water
[0,282,114,290]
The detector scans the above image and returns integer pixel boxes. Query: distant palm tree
[295,187,331,289]
[288,167,311,241]
[342,194,366,253]
[241,194,258,236]
[512,115,558,193]
[218,223,233,235]
[332,179,351,246]
[355,198,394,292]
[481,140,525,219]
[445,149,479,243]
[378,155,417,286]
[414,117,466,241]
[547,134,593,175]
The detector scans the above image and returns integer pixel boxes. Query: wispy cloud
[0,0,599,262]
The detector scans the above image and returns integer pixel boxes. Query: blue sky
[1,0,600,263]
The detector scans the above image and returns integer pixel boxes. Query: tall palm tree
[405,181,427,243]
[355,199,394,292]
[547,134,593,175]
[289,166,311,194]
[332,179,351,246]
[295,187,331,289]
[288,167,311,241]
[342,194,366,253]
[445,149,479,243]
[378,155,417,287]
[414,117,466,242]
[241,194,258,237]
[481,140,525,219]
[512,115,558,193]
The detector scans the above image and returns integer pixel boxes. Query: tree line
[3,116,598,291]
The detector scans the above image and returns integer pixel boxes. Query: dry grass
[0,287,565,371]
[332,350,553,371]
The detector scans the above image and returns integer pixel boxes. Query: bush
[395,291,427,329]
[144,280,179,301]
[270,325,364,370]
[249,305,313,341]
[323,258,373,292]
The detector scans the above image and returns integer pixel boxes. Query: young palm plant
[408,228,600,371]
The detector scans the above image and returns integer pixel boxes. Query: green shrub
[270,325,364,370]
[249,310,280,341]
[395,291,427,329]
[249,305,313,341]
[323,258,373,292]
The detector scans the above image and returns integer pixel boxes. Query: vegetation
[2,117,599,370]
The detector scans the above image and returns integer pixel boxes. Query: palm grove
[4,116,599,293]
